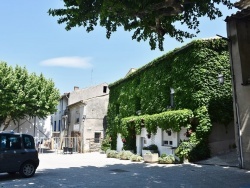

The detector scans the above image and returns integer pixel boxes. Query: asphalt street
[0,152,250,188]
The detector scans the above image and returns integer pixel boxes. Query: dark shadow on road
[0,160,250,188]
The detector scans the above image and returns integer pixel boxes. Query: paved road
[0,152,250,188]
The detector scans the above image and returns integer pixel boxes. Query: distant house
[107,38,235,162]
[50,92,69,150]
[225,0,250,169]
[51,83,109,153]
[1,116,52,145]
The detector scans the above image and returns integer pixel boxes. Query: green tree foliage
[0,62,60,130]
[48,0,233,50]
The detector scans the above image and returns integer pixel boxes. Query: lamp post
[170,88,175,108]
[218,74,224,84]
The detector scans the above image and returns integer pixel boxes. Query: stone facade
[52,83,109,153]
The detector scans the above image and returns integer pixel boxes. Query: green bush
[130,154,143,162]
[143,144,158,150]
[158,154,175,164]
[160,153,167,158]
[117,150,134,160]
[189,140,211,162]
[106,149,118,158]
[101,137,111,152]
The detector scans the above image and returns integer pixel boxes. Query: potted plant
[142,144,159,156]
[143,152,159,163]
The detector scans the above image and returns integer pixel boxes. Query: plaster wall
[227,17,250,169]
[67,86,109,153]
[83,95,108,141]
[68,83,109,105]
[136,127,188,156]
[209,122,235,156]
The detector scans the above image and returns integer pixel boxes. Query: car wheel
[19,162,36,178]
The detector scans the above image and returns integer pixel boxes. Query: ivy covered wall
[107,38,233,161]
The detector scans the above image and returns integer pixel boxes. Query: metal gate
[50,137,83,153]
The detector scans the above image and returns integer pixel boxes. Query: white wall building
[117,127,187,156]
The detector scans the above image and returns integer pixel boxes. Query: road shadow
[0,160,250,188]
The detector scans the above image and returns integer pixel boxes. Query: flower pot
[142,150,158,156]
[143,153,159,163]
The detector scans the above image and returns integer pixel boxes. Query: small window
[103,86,107,93]
[163,141,168,145]
[135,97,141,113]
[54,121,57,132]
[76,118,79,123]
[59,120,61,132]
[94,132,101,143]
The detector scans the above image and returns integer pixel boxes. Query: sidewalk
[195,150,239,167]
[41,148,239,167]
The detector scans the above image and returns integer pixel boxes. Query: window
[59,120,61,132]
[103,86,107,93]
[135,97,141,113]
[162,130,173,146]
[94,132,101,143]
[76,118,79,123]
[54,121,56,132]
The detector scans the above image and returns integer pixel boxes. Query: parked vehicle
[0,131,39,178]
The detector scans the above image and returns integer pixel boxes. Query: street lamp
[82,115,86,122]
[218,74,224,84]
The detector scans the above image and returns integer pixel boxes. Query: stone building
[51,83,109,153]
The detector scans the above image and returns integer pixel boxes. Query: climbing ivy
[107,38,233,160]
[120,109,193,137]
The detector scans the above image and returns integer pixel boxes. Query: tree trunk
[2,115,12,131]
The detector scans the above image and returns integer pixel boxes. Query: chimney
[74,86,79,91]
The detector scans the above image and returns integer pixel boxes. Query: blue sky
[0,1,238,95]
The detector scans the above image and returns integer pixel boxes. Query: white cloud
[40,56,93,69]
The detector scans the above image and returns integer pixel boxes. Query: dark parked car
[0,131,39,178]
